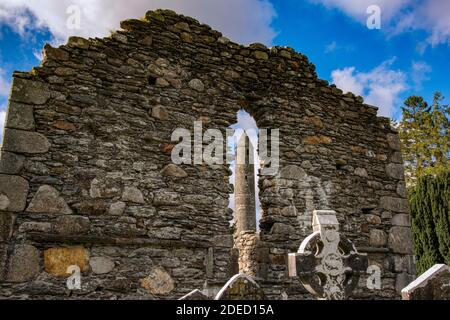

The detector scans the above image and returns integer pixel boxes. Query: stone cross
[288,210,368,300]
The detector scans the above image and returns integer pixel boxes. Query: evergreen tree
[409,170,450,274]
[399,92,449,186]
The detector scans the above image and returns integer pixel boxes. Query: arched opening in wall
[228,110,261,231]
[228,109,261,277]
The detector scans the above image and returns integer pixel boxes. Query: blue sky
[1,0,449,142]
[270,0,450,119]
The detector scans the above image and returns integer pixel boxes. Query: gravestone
[179,289,209,300]
[288,210,368,300]
[215,274,266,300]
[179,274,266,300]
[401,264,450,300]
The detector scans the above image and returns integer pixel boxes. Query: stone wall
[0,9,414,299]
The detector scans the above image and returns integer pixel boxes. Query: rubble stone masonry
[0,9,414,299]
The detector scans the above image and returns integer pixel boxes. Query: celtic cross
[288,210,368,300]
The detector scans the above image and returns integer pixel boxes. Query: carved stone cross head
[288,210,368,300]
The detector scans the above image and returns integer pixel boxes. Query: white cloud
[411,61,431,90]
[397,0,450,47]
[0,68,10,97]
[325,41,337,53]
[312,0,450,48]
[32,48,44,62]
[0,5,33,36]
[0,109,6,146]
[331,67,364,96]
[325,41,355,54]
[310,0,409,22]
[331,58,407,117]
[0,0,278,45]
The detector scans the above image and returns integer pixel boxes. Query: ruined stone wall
[0,9,414,300]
